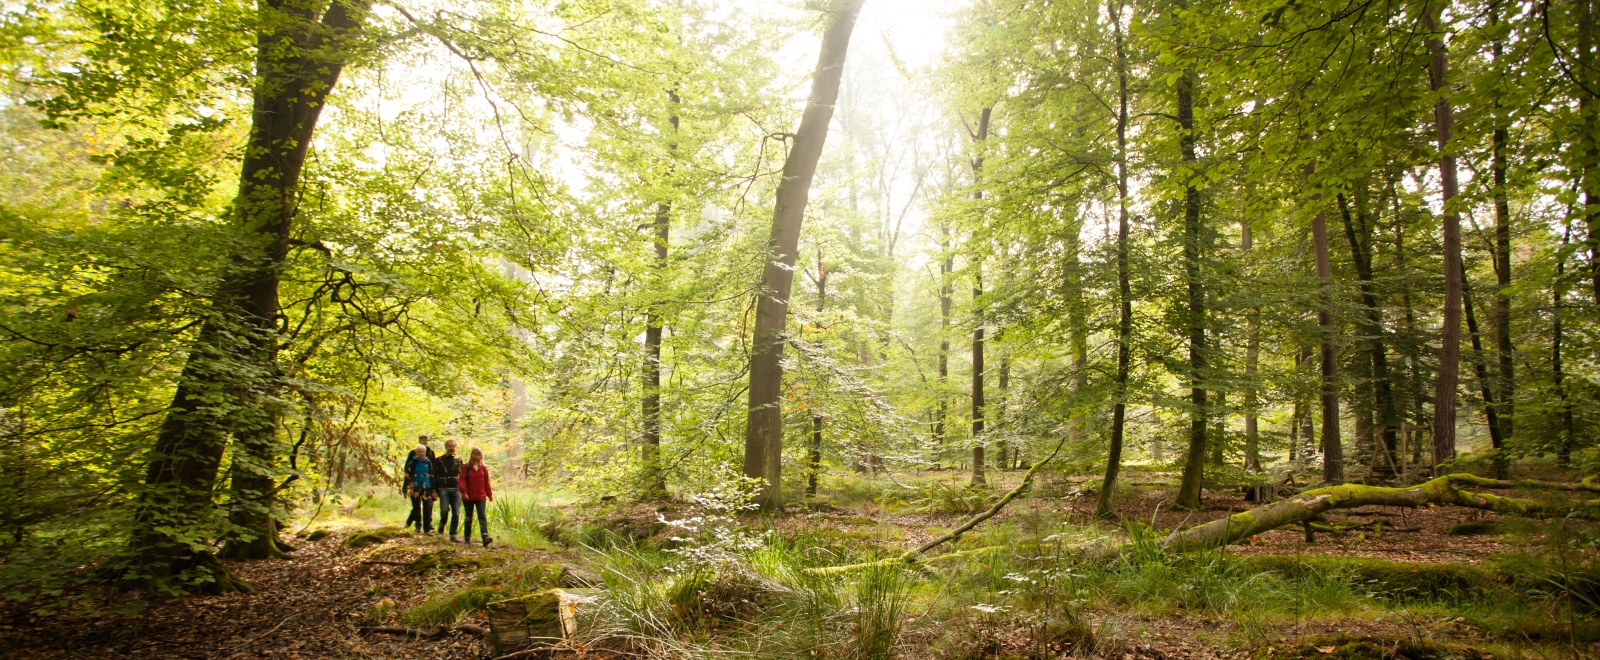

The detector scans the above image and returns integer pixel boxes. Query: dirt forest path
[0,530,526,660]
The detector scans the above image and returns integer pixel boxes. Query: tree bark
[641,95,680,500]
[1307,162,1342,484]
[1097,0,1132,519]
[132,0,371,578]
[1243,223,1261,472]
[742,0,863,510]
[1174,57,1209,511]
[1576,0,1600,303]
[1460,260,1506,475]
[1554,226,1576,466]
[1489,54,1516,469]
[1423,3,1463,470]
[966,108,979,486]
[936,227,952,467]
[1335,190,1399,477]
[806,249,827,497]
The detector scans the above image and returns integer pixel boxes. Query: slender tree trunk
[1174,57,1209,511]
[640,96,680,500]
[1097,0,1132,519]
[1555,226,1576,466]
[1307,162,1342,484]
[807,250,828,497]
[131,0,372,576]
[1210,389,1226,467]
[1394,189,1427,469]
[997,355,1010,470]
[1336,190,1400,476]
[1299,344,1317,465]
[1423,3,1463,470]
[969,107,991,488]
[1489,42,1516,470]
[742,0,863,509]
[1243,223,1261,472]
[1289,400,1303,463]
[937,228,952,466]
[1461,261,1506,469]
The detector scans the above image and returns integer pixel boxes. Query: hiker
[436,439,465,542]
[402,434,437,530]
[459,447,493,547]
[403,445,436,534]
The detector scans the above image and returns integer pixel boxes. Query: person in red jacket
[458,447,494,547]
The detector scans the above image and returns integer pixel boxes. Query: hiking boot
[482,536,492,548]
[450,535,458,543]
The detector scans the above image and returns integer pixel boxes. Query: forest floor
[1,468,1593,660]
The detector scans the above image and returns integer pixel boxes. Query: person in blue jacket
[402,445,436,534]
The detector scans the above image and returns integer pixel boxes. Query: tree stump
[486,588,602,654]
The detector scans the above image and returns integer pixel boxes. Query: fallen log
[804,436,1068,575]
[805,473,1596,574]
[358,623,486,639]
[1079,473,1598,561]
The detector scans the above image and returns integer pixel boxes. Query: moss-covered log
[1081,473,1598,561]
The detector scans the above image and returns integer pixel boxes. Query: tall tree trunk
[969,107,991,488]
[1423,3,1464,470]
[1307,162,1342,484]
[1461,260,1506,472]
[1576,0,1600,303]
[742,0,863,509]
[1174,58,1209,511]
[1393,187,1428,468]
[1299,345,1318,466]
[641,95,680,500]
[997,354,1010,470]
[1554,226,1576,466]
[1336,190,1399,477]
[132,0,372,578]
[1489,37,1516,471]
[1243,223,1261,472]
[1097,0,1132,519]
[807,249,828,497]
[1210,389,1226,466]
[937,228,952,466]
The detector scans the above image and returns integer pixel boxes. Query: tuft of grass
[487,492,567,549]
[852,563,908,660]
[402,587,505,626]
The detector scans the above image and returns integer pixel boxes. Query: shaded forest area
[1,0,1599,657]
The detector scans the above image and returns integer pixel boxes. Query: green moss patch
[1273,635,1488,660]
[1243,556,1495,600]
[1443,520,1502,536]
[304,529,332,542]
[345,526,408,548]
[404,550,505,575]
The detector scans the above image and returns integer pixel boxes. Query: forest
[1,0,1598,657]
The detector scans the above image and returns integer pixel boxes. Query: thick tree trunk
[1423,4,1463,470]
[1174,61,1209,511]
[1097,0,1132,519]
[742,0,863,509]
[1307,162,1342,484]
[133,0,371,576]
[1336,190,1399,477]
[1576,0,1600,303]
[969,107,991,488]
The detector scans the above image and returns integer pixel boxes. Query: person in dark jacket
[435,439,465,542]
[403,435,437,530]
[459,447,493,547]
[403,445,436,534]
